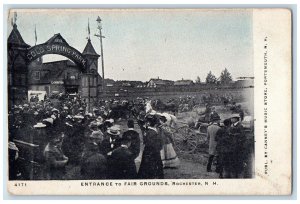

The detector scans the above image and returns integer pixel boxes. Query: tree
[195,76,201,84]
[220,68,233,84]
[206,71,217,84]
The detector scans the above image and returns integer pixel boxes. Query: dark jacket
[108,146,137,179]
[215,126,235,153]
[122,129,141,159]
[229,122,246,154]
[228,122,247,173]
[80,145,107,180]
[138,128,164,179]
[101,136,121,156]
[43,143,68,179]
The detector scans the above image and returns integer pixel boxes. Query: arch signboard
[26,33,86,70]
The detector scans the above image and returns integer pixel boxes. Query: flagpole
[88,18,90,40]
[34,24,37,46]
[95,16,105,95]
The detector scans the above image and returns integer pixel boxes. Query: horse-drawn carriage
[171,120,209,153]
[171,115,254,154]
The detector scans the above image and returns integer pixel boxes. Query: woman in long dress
[158,113,180,168]
[138,115,164,179]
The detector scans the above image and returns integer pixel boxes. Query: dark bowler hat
[145,114,159,126]
[211,113,221,121]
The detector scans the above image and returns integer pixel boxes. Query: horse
[107,100,132,120]
[152,99,178,115]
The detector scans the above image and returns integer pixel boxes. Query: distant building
[147,78,174,88]
[28,59,84,95]
[235,77,254,87]
[114,80,146,88]
[174,79,194,86]
[104,78,115,87]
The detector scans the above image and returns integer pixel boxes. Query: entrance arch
[26,33,87,70]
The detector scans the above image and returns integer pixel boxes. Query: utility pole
[95,16,105,95]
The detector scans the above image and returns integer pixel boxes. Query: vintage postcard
[6,8,291,195]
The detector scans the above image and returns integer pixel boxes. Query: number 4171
[14,182,26,187]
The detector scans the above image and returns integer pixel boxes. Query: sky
[8,9,253,82]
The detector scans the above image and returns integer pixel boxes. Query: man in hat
[85,121,104,143]
[108,134,137,179]
[92,107,100,119]
[51,108,62,135]
[198,103,212,123]
[215,118,233,178]
[43,134,68,180]
[138,114,164,179]
[78,107,85,116]
[9,141,21,180]
[70,115,86,164]
[122,119,140,160]
[137,110,146,135]
[84,112,93,124]
[80,140,107,180]
[60,106,69,123]
[206,113,221,172]
[99,106,108,119]
[61,116,75,162]
[229,114,246,178]
[101,126,122,156]
[102,118,114,133]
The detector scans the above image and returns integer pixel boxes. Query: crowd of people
[8,93,252,180]
[206,113,250,178]
[8,94,181,180]
[194,102,252,178]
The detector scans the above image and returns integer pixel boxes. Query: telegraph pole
[95,16,105,94]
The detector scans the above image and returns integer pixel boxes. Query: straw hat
[231,113,240,118]
[34,122,47,128]
[43,118,54,125]
[90,131,104,139]
[74,115,84,119]
[51,108,59,113]
[107,126,121,136]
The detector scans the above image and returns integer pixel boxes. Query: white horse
[145,100,177,128]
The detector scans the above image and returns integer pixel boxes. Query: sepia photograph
[6,8,291,195]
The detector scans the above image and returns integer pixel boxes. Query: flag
[14,12,17,24]
[34,25,37,45]
[87,18,90,39]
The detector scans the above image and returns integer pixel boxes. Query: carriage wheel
[197,133,207,145]
[173,126,198,153]
[196,125,208,146]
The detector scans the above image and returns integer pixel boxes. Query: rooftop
[8,24,30,48]
[82,39,100,57]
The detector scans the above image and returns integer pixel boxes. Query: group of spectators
[8,92,252,180]
[195,103,252,178]
[8,94,180,180]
